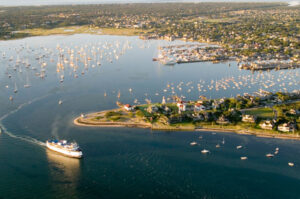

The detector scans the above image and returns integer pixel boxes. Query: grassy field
[244,108,274,119]
[20,26,147,37]
[201,17,240,23]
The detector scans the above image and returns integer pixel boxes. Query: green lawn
[244,108,274,118]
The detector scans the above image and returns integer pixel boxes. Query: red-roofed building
[124,104,134,111]
[194,103,206,112]
[177,101,187,112]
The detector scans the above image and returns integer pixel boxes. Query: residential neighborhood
[90,91,300,134]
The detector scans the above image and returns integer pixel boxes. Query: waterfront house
[242,115,256,123]
[194,103,206,112]
[177,101,187,112]
[124,104,134,111]
[278,122,296,132]
[260,120,275,130]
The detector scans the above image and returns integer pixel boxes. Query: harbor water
[0,34,300,199]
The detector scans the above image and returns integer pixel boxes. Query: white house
[242,115,256,123]
[124,104,134,111]
[177,101,187,112]
[260,120,274,130]
[194,103,206,112]
[278,123,296,132]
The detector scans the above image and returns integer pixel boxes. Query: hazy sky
[0,0,299,6]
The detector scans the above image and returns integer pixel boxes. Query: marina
[154,45,232,65]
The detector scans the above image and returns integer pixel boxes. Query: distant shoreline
[0,1,291,7]
[73,108,300,141]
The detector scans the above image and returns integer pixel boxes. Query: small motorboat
[190,142,197,146]
[201,149,210,154]
[236,145,242,149]
[240,156,248,160]
[288,162,294,167]
[266,153,274,158]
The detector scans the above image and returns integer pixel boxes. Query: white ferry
[46,140,83,158]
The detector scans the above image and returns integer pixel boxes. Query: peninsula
[74,91,300,140]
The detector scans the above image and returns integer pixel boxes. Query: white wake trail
[0,95,50,147]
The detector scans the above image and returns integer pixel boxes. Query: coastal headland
[74,92,300,140]
[73,108,300,140]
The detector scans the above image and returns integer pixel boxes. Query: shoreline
[73,117,151,128]
[73,111,300,141]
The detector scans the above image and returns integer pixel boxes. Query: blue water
[0,34,300,198]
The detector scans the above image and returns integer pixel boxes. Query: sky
[0,0,299,6]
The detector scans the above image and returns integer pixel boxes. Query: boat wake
[0,95,50,147]
[0,124,46,146]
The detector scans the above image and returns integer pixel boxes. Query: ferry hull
[46,142,83,158]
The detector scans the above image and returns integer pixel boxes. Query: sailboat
[221,138,225,145]
[14,82,18,93]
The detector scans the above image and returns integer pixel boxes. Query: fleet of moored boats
[190,135,295,166]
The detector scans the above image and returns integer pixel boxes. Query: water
[0,34,300,198]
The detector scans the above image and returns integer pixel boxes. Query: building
[289,109,300,115]
[124,104,134,111]
[194,103,206,112]
[260,120,275,130]
[278,123,296,132]
[162,96,166,105]
[177,101,187,112]
[242,115,256,123]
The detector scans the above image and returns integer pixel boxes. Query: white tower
[162,96,166,105]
